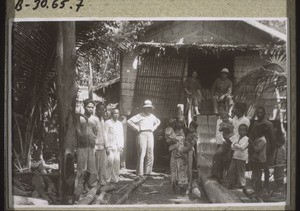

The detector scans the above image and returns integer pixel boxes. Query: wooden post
[56,22,78,204]
[88,58,93,100]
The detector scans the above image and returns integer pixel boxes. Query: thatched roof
[134,42,286,56]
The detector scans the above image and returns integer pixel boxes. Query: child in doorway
[227,124,249,194]
[219,112,234,140]
[249,126,267,196]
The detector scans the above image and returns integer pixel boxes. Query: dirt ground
[108,168,210,205]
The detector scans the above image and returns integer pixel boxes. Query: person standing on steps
[127,100,161,177]
[209,103,249,182]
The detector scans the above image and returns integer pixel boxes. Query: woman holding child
[165,115,198,195]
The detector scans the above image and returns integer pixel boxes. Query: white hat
[220,68,230,74]
[143,100,154,109]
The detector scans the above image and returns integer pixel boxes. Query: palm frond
[234,61,287,103]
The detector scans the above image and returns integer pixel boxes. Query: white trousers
[106,149,120,183]
[136,131,154,176]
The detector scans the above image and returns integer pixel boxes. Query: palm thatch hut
[119,20,287,170]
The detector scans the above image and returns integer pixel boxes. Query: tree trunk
[56,22,78,204]
[88,58,93,100]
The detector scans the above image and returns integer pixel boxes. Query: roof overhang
[243,20,287,42]
[134,42,286,55]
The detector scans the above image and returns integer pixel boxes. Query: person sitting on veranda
[184,71,204,116]
[211,68,233,115]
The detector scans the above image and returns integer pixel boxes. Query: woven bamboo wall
[133,54,186,118]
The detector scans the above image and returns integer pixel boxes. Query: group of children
[218,110,267,196]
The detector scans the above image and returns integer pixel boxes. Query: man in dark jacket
[74,99,100,201]
[249,107,277,190]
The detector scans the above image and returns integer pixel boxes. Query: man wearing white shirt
[232,103,250,134]
[127,100,161,176]
[105,108,124,183]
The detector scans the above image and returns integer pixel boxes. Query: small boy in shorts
[227,124,249,193]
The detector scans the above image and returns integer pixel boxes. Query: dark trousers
[211,142,231,179]
[228,158,246,187]
[251,162,264,194]
[264,147,276,189]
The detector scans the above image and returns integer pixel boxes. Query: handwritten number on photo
[76,0,84,12]
[52,0,58,8]
[60,0,70,9]
[15,0,23,11]
[15,0,84,11]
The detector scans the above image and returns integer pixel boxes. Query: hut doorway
[187,55,234,114]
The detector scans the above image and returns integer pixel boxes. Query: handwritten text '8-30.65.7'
[15,0,84,12]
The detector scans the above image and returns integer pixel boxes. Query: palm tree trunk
[88,58,93,100]
[56,21,78,204]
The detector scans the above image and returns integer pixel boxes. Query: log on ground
[77,183,102,205]
[94,191,107,205]
[201,175,242,203]
[13,195,49,205]
[12,186,32,197]
[191,178,202,199]
[116,176,148,205]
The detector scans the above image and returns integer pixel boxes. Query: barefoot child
[227,124,249,193]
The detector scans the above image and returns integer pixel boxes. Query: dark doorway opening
[187,55,234,115]
[188,55,234,89]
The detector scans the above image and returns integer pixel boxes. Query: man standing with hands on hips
[127,100,161,177]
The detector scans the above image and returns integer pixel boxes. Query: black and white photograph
[8,19,289,208]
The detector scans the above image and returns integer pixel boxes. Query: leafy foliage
[233,55,287,118]
[12,22,58,170]
[75,21,152,88]
[258,20,287,34]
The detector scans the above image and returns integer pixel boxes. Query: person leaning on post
[127,100,161,177]
[74,99,100,201]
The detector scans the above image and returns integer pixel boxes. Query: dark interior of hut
[188,55,234,115]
